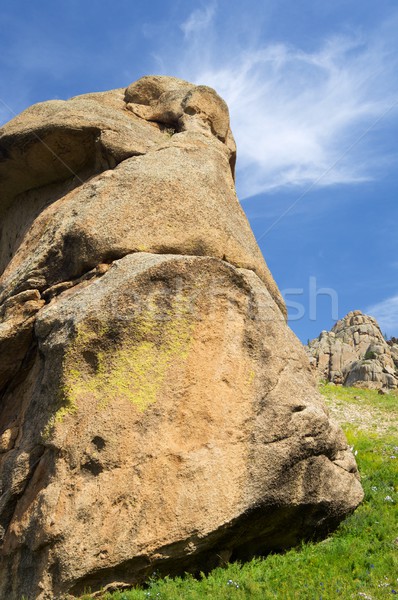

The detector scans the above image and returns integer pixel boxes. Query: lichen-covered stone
[0,77,363,599]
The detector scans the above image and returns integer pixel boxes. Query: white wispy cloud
[366,295,398,335]
[164,7,398,198]
[180,4,216,38]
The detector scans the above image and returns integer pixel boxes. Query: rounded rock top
[125,75,231,143]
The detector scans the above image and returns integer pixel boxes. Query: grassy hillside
[81,385,397,600]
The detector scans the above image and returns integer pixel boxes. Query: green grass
[80,387,398,600]
[320,383,398,415]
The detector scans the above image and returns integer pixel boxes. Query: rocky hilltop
[0,76,363,599]
[306,310,398,389]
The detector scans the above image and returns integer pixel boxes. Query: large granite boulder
[306,310,398,389]
[0,76,363,599]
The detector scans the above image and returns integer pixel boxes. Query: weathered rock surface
[306,310,398,389]
[0,78,283,318]
[0,76,363,599]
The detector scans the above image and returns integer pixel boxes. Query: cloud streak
[180,4,216,38]
[163,7,398,198]
[366,295,398,336]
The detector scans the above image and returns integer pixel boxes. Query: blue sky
[1,0,397,342]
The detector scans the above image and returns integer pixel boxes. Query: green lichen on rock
[58,295,194,419]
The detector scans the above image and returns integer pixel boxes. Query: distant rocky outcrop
[0,76,363,599]
[306,310,398,389]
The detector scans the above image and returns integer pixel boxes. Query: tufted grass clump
[79,387,398,600]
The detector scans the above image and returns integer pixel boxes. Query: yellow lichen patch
[58,295,195,419]
[96,339,176,411]
[247,370,256,385]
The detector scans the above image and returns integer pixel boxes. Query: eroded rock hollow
[0,76,363,599]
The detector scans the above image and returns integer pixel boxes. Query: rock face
[0,76,363,599]
[306,310,398,389]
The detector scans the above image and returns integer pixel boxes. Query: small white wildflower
[384,495,394,503]
[390,455,396,459]
[371,486,378,492]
